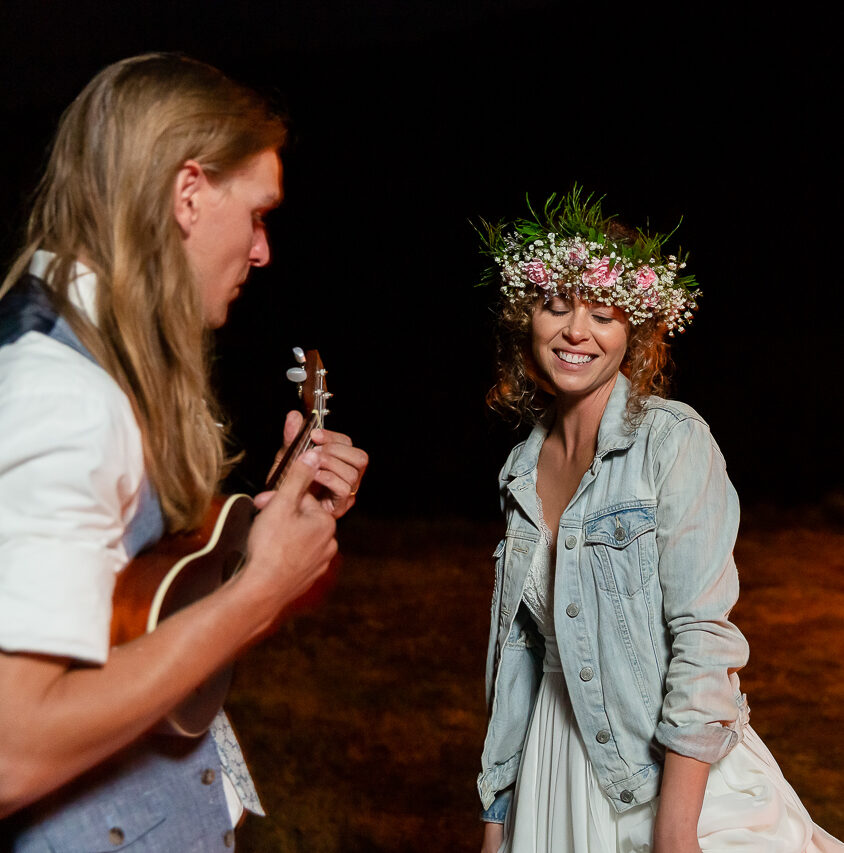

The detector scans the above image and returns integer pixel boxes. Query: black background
[1,2,838,519]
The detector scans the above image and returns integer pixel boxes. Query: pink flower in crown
[566,243,589,266]
[635,266,657,291]
[642,288,660,308]
[581,257,621,290]
[523,259,551,289]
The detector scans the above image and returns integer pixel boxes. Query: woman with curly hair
[476,189,841,853]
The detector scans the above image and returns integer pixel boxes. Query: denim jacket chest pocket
[584,502,657,597]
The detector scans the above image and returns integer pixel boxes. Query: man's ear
[173,159,205,236]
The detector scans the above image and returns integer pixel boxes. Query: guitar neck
[265,410,322,491]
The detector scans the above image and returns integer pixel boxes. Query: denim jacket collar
[504,373,638,482]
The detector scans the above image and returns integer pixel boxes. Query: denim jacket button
[579,666,594,681]
[620,790,634,803]
[564,534,577,549]
[614,527,626,541]
[565,603,580,618]
[596,729,611,743]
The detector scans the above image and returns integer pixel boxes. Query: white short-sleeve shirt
[0,252,146,664]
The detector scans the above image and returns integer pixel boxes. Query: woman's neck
[549,375,618,460]
[536,376,618,543]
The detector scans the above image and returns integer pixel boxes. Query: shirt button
[564,535,577,549]
[596,729,611,743]
[579,666,594,681]
[565,603,580,618]
[201,768,216,785]
[223,829,235,847]
[620,789,634,804]
[108,827,125,846]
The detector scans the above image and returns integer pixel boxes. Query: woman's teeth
[556,351,595,365]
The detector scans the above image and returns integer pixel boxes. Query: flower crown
[476,187,700,333]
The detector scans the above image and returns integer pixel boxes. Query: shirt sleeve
[651,415,750,764]
[0,335,144,664]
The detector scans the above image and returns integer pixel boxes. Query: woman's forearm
[481,820,504,853]
[653,749,709,852]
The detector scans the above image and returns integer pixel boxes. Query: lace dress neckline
[521,495,557,647]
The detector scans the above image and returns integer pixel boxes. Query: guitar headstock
[304,350,329,427]
[286,348,330,428]
[266,348,332,491]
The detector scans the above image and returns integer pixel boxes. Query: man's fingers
[273,451,320,504]
[311,443,369,483]
[313,470,354,504]
[310,427,352,447]
[311,453,360,488]
[283,410,304,446]
[253,490,274,510]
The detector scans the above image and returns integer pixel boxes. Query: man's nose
[250,227,270,267]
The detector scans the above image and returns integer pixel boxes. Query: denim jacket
[478,374,750,819]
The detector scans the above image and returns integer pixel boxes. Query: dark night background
[1,2,839,520]
[1,3,842,850]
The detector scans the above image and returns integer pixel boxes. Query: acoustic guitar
[110,349,330,736]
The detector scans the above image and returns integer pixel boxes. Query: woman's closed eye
[544,298,571,316]
[543,300,614,324]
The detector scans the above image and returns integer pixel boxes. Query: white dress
[498,508,842,853]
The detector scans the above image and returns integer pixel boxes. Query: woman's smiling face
[530,293,629,401]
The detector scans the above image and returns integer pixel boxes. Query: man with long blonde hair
[0,54,367,849]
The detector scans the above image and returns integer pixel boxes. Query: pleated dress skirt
[498,668,843,853]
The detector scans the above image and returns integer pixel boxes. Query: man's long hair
[0,54,287,530]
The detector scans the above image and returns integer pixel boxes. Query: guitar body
[111,493,255,736]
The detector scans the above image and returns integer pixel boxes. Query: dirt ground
[227,514,844,851]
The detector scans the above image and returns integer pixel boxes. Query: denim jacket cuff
[480,788,512,824]
[655,718,741,764]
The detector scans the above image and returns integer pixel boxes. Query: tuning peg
[287,347,307,383]
[286,366,307,383]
